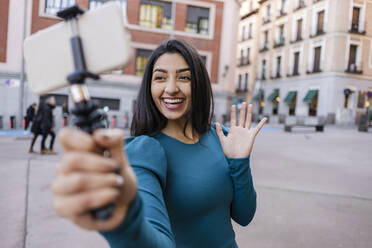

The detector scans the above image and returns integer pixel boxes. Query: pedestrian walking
[51,40,267,247]
[29,103,44,153]
[40,96,57,155]
[25,103,37,130]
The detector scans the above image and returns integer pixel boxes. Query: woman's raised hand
[216,102,267,158]
[51,128,137,231]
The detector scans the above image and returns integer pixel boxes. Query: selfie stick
[57,5,115,220]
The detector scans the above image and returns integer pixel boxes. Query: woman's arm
[227,156,256,226]
[100,136,175,248]
[215,102,266,226]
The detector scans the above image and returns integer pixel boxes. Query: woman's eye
[179,75,191,81]
[154,76,165,81]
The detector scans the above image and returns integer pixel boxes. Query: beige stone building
[236,0,372,125]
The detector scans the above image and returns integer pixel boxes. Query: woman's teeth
[163,98,184,104]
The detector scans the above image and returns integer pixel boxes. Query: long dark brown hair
[130,39,214,137]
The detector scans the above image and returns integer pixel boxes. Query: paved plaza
[0,125,371,248]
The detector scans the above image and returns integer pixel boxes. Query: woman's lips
[161,98,185,110]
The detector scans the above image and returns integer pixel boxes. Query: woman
[52,39,267,248]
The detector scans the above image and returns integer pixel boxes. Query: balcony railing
[345,63,363,74]
[306,67,322,74]
[262,17,271,24]
[237,56,250,67]
[310,29,325,38]
[349,23,366,35]
[259,44,269,53]
[287,70,300,77]
[236,87,249,93]
[294,0,305,11]
[313,0,323,3]
[274,36,285,48]
[290,36,303,43]
[277,9,287,18]
[270,72,282,79]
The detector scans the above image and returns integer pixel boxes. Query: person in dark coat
[25,103,37,130]
[40,96,57,155]
[29,103,44,153]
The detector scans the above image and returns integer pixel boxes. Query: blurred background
[1,0,370,130]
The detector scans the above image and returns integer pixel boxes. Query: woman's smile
[161,97,185,110]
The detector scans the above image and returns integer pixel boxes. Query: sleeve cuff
[226,155,250,172]
[100,193,142,237]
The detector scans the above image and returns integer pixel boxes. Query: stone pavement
[0,125,372,248]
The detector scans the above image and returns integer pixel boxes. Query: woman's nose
[164,77,179,94]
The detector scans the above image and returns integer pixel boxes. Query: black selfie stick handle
[57,5,116,221]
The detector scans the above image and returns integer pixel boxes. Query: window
[45,0,76,15]
[238,74,242,90]
[91,97,120,111]
[242,25,246,41]
[248,23,253,38]
[296,19,302,40]
[264,30,269,48]
[185,6,210,35]
[139,0,172,29]
[278,24,285,45]
[276,56,281,77]
[90,0,127,17]
[261,59,266,80]
[247,47,250,62]
[135,49,153,76]
[293,51,300,75]
[316,10,324,33]
[279,0,287,14]
[313,46,321,72]
[357,90,365,108]
[244,73,248,91]
[348,45,357,69]
[351,7,360,31]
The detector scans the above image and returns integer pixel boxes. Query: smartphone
[24,2,132,95]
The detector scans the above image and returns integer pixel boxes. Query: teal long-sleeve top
[101,125,257,248]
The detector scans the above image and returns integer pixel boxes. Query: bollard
[10,116,16,129]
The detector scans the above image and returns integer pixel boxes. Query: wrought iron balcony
[310,29,325,38]
[237,57,250,67]
[274,36,285,48]
[290,36,303,44]
[349,23,366,35]
[345,64,363,74]
[294,0,305,11]
[259,44,269,53]
[277,9,287,18]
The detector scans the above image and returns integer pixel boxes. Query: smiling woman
[131,39,214,142]
[52,39,267,248]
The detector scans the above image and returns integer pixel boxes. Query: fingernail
[116,175,124,186]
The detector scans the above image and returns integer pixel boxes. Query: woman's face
[151,53,192,122]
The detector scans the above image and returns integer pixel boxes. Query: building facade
[0,0,240,129]
[237,0,372,125]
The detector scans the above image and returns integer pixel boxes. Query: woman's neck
[162,119,199,144]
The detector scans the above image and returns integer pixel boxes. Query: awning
[267,90,279,101]
[284,91,296,103]
[303,90,318,103]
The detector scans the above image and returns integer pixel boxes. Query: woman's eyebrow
[153,68,167,73]
[176,68,191,73]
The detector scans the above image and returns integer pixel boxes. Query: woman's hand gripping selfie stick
[57,5,116,220]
